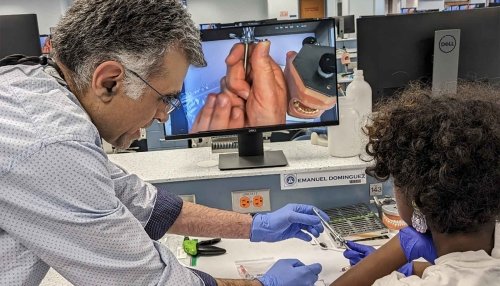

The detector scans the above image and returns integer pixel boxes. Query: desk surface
[41,233,349,286]
[108,141,370,184]
[194,234,348,285]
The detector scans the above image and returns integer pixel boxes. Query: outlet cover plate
[231,189,271,213]
[179,194,196,204]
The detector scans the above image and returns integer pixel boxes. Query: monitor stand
[218,132,288,171]
[432,29,460,96]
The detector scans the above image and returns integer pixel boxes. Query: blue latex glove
[343,241,375,266]
[398,262,414,277]
[399,226,437,264]
[344,241,414,276]
[258,259,322,286]
[250,204,329,242]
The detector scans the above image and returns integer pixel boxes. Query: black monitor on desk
[401,7,417,14]
[416,9,439,13]
[0,14,41,59]
[334,15,355,37]
[357,8,500,104]
[163,18,339,170]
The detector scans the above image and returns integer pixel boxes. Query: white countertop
[42,232,350,286]
[194,233,348,284]
[108,141,371,184]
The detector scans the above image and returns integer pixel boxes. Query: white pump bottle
[328,69,372,157]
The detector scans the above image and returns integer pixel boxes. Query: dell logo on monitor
[248,129,257,133]
[439,35,457,53]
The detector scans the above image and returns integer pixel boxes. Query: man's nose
[155,105,169,123]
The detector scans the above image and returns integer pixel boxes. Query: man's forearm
[168,201,253,238]
[216,279,262,286]
[331,235,407,286]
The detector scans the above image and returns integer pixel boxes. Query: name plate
[281,169,366,190]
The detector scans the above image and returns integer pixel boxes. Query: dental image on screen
[164,21,339,137]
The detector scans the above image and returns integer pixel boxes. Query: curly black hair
[365,82,500,234]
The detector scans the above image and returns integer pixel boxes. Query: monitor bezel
[163,18,339,140]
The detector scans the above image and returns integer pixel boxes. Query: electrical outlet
[179,194,196,204]
[231,189,271,213]
[139,128,147,140]
[369,183,383,196]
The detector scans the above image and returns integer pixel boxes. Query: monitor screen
[39,35,48,48]
[357,8,500,104]
[164,18,339,139]
[416,9,439,13]
[199,23,220,30]
[165,20,338,139]
[39,34,53,54]
[401,7,417,14]
[0,14,41,59]
[334,15,355,35]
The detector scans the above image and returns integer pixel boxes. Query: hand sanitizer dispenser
[328,93,361,157]
[347,70,372,121]
[328,69,372,157]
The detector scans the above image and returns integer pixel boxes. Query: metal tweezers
[313,207,351,250]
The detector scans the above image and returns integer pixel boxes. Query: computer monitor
[0,14,41,59]
[39,35,48,48]
[357,8,500,103]
[164,18,339,170]
[199,23,220,30]
[39,34,53,54]
[401,7,417,14]
[334,15,355,37]
[416,9,440,13]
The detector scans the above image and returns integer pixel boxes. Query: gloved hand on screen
[250,204,329,242]
[258,259,322,286]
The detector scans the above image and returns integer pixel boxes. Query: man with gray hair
[0,0,326,285]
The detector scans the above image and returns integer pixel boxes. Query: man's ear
[91,61,125,103]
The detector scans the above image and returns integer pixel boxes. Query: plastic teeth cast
[382,213,408,230]
[293,99,318,114]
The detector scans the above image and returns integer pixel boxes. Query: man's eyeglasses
[126,68,181,114]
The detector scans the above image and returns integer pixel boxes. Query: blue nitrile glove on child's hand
[399,226,437,264]
[258,259,322,286]
[344,241,375,265]
[343,241,414,277]
[250,204,329,242]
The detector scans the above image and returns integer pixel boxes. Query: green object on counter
[182,236,225,263]
[183,237,198,266]
[191,255,197,267]
[183,239,198,256]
